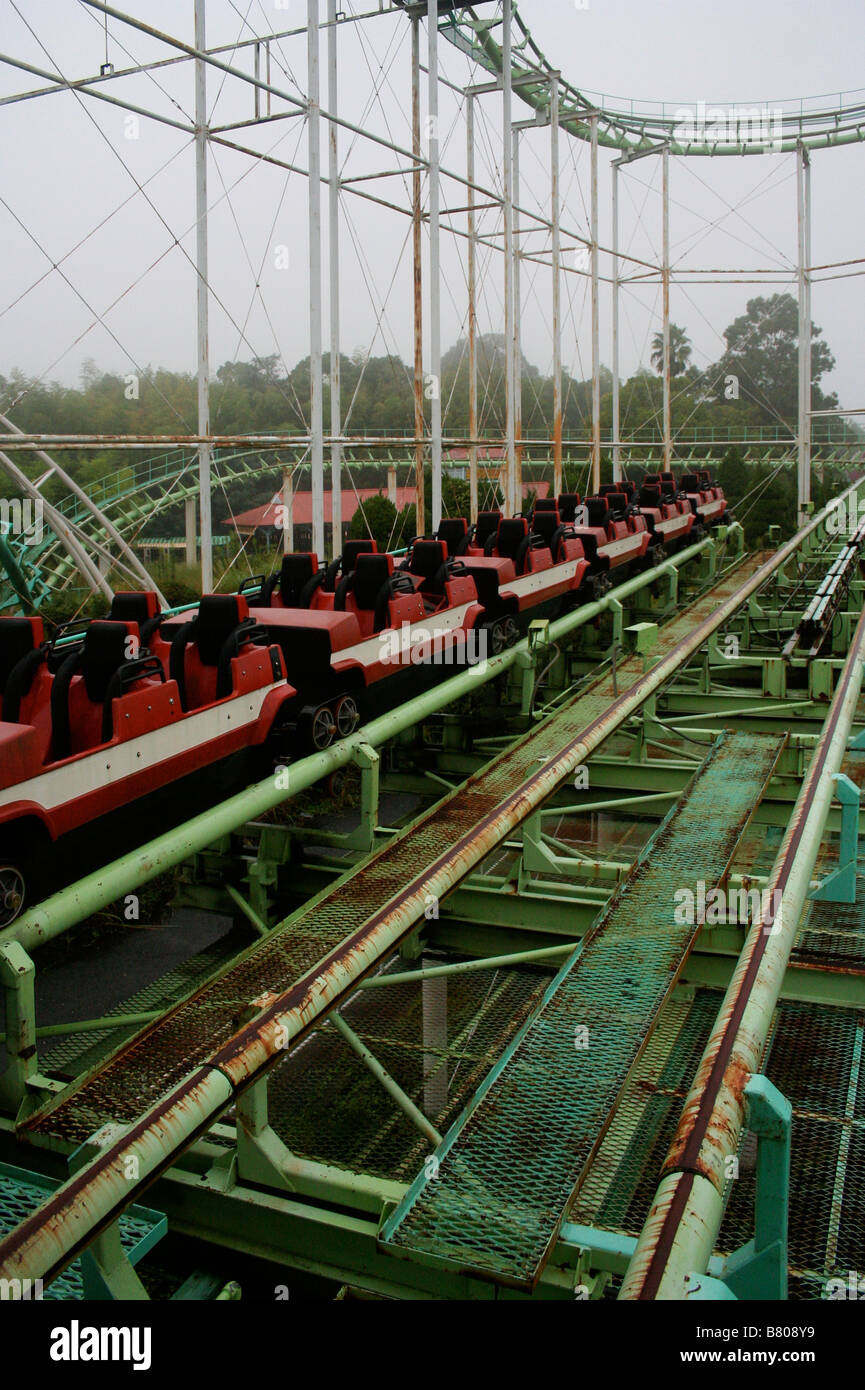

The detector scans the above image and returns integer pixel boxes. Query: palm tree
[650,323,692,377]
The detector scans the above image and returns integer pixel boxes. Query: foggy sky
[0,0,863,429]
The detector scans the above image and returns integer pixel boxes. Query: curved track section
[443,5,865,155]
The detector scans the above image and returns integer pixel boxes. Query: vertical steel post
[467,93,478,522]
[550,76,563,498]
[427,0,442,530]
[184,495,196,566]
[307,0,325,561]
[611,159,621,482]
[590,112,600,493]
[797,142,812,520]
[194,0,212,592]
[327,0,341,560]
[662,144,672,473]
[282,465,294,553]
[502,0,516,515]
[411,17,426,531]
[513,125,523,504]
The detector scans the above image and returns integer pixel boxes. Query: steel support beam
[194,0,212,593]
[467,93,478,522]
[427,0,442,531]
[662,144,672,473]
[327,0,342,560]
[550,75,563,497]
[591,113,601,494]
[611,159,621,481]
[307,0,325,561]
[502,0,517,514]
[797,142,812,521]
[411,17,426,530]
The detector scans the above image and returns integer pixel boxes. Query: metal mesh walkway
[24,560,762,1150]
[379,731,785,1289]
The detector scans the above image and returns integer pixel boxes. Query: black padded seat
[557,493,580,523]
[408,540,449,593]
[169,595,259,710]
[474,511,501,550]
[263,553,321,608]
[490,517,530,572]
[109,591,162,644]
[0,616,46,724]
[323,538,377,591]
[436,518,469,557]
[51,620,139,758]
[585,497,611,529]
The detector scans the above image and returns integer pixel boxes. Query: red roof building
[224,479,550,535]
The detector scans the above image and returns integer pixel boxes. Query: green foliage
[706,293,837,424]
[350,493,401,550]
[650,323,693,377]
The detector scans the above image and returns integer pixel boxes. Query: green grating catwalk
[379,731,786,1289]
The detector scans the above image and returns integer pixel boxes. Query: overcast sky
[0,0,863,430]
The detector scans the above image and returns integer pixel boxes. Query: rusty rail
[619,600,865,1300]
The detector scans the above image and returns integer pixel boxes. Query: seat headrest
[279,552,318,605]
[352,553,394,609]
[436,518,468,556]
[108,591,159,625]
[532,509,560,540]
[533,497,558,512]
[557,493,580,522]
[606,491,628,515]
[475,511,501,542]
[0,616,44,692]
[496,517,529,559]
[680,473,700,492]
[585,497,610,528]
[342,539,377,572]
[196,594,250,665]
[639,484,662,507]
[81,620,139,703]
[410,539,448,580]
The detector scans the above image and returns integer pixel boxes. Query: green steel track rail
[442,5,865,155]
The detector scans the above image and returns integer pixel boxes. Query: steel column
[307,0,325,561]
[467,92,478,522]
[551,76,563,498]
[611,159,621,482]
[411,17,425,530]
[797,142,812,521]
[502,0,516,514]
[513,124,522,501]
[327,0,341,560]
[194,0,212,592]
[591,113,600,493]
[662,144,672,473]
[427,0,442,530]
